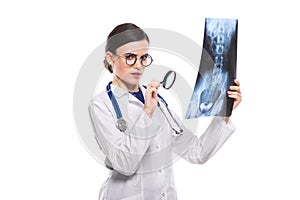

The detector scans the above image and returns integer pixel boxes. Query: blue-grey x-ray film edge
[185,18,238,118]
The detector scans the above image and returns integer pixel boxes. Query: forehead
[116,39,149,55]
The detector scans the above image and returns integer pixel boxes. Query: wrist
[143,107,153,118]
[223,117,229,124]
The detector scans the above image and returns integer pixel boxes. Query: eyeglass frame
[114,53,153,67]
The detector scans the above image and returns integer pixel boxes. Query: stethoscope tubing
[106,82,182,134]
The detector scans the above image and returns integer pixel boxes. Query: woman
[89,23,242,200]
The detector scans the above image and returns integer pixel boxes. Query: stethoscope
[106,70,183,135]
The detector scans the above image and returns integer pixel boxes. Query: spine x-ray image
[185,18,238,118]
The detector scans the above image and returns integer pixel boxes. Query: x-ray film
[185,18,238,118]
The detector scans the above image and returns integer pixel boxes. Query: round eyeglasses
[116,53,153,67]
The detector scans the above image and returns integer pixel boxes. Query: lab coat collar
[111,84,128,98]
[111,84,146,106]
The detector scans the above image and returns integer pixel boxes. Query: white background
[1,0,300,199]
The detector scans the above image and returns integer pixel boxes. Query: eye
[125,54,136,61]
[140,54,149,61]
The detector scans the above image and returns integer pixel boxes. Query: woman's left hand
[227,79,242,110]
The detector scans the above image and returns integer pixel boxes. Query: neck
[112,76,139,92]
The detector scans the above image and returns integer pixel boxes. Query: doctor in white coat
[88,23,242,200]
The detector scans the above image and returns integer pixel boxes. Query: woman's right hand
[143,81,160,117]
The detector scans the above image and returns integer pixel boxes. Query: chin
[122,78,139,86]
[130,80,140,85]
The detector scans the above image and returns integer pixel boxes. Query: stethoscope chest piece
[115,118,127,132]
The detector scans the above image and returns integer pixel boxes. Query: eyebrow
[123,52,149,56]
[123,53,137,56]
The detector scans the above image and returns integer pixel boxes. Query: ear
[105,52,114,66]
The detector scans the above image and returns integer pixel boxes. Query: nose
[133,59,143,70]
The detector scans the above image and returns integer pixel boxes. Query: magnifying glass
[157,70,183,134]
[160,70,176,89]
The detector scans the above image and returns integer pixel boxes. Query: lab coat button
[156,145,160,149]
[158,169,162,173]
[161,193,166,199]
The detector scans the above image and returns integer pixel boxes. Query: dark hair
[104,23,149,73]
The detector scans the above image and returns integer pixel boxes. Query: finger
[228,95,241,100]
[148,81,160,88]
[148,86,158,92]
[229,86,241,94]
[227,91,242,97]
[147,85,158,92]
[152,89,158,98]
[146,87,158,98]
[234,79,240,86]
[228,91,242,99]
[147,84,159,90]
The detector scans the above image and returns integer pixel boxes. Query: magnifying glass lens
[161,71,176,89]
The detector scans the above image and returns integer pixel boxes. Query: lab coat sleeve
[88,98,162,176]
[172,116,236,164]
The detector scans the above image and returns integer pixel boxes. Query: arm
[173,117,235,164]
[173,79,241,163]
[88,97,161,176]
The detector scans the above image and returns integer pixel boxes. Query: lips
[130,72,142,78]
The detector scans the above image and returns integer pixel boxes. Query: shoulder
[89,90,110,108]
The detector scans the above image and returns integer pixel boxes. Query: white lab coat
[88,85,236,200]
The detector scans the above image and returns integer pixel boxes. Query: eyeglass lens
[124,54,153,67]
